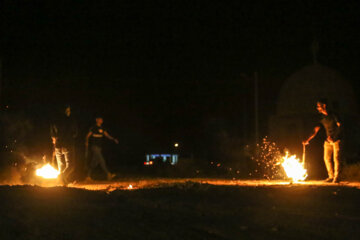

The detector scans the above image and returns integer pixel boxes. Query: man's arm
[85,131,92,147]
[50,124,57,145]
[334,113,341,127]
[336,119,341,127]
[104,131,119,144]
[303,126,321,145]
[73,121,79,138]
[332,115,342,140]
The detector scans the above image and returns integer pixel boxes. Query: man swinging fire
[303,99,343,183]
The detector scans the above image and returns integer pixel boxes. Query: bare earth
[1,179,360,240]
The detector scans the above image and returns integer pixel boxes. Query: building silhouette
[269,45,359,177]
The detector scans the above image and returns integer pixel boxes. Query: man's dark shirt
[319,111,342,141]
[50,115,78,148]
[89,125,106,147]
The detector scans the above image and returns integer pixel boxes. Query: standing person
[50,105,78,185]
[303,99,343,183]
[85,117,118,181]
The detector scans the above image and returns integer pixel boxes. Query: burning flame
[36,164,60,179]
[127,184,133,190]
[281,153,307,182]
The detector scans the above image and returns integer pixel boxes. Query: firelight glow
[281,153,307,182]
[36,164,60,179]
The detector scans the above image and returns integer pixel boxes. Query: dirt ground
[1,179,360,240]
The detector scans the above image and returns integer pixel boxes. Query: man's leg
[55,148,68,185]
[86,157,94,180]
[55,148,65,173]
[333,140,342,183]
[93,146,115,180]
[93,146,110,175]
[323,141,334,180]
[87,156,93,179]
[87,163,93,179]
[62,147,73,183]
[87,146,99,179]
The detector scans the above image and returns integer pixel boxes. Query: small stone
[240,226,248,231]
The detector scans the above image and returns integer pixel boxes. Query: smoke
[0,110,33,141]
[0,166,23,185]
[0,109,35,183]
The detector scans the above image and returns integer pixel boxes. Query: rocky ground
[1,179,360,240]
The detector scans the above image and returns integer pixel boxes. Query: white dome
[277,64,357,115]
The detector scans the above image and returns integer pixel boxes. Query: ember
[36,164,60,179]
[253,137,283,180]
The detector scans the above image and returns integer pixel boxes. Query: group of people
[50,99,343,185]
[50,105,118,185]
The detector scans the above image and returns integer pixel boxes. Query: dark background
[1,0,359,171]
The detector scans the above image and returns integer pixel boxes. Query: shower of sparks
[251,137,308,182]
[252,137,283,180]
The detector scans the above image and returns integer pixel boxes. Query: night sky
[1,0,360,158]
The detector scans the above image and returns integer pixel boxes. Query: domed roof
[277,64,357,115]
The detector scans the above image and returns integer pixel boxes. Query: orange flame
[36,164,60,179]
[281,153,307,182]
